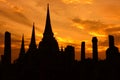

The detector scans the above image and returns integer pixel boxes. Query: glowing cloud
[72,23,85,30]
[57,36,75,43]
[89,32,106,37]
[0,44,4,48]
[62,0,93,4]
[0,0,23,13]
[0,0,7,2]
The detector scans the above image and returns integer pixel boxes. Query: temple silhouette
[0,4,120,80]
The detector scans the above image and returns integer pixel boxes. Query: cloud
[0,21,7,31]
[0,0,23,13]
[89,32,106,37]
[0,9,31,26]
[105,26,120,34]
[72,18,107,30]
[0,0,31,26]
[0,0,7,2]
[62,0,93,4]
[91,0,120,22]
[99,5,120,21]
[57,36,78,45]
[71,18,108,37]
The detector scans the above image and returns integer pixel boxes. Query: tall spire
[19,35,25,56]
[29,23,37,49]
[43,4,53,37]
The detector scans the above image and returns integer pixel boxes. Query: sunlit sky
[0,0,120,61]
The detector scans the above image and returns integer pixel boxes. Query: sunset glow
[0,0,120,62]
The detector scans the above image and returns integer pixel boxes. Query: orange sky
[0,0,120,62]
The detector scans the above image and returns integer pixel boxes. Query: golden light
[62,0,80,4]
[98,46,108,52]
[89,32,106,37]
[0,44,4,48]
[62,0,93,4]
[73,23,85,30]
[0,0,7,2]
[36,33,43,37]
